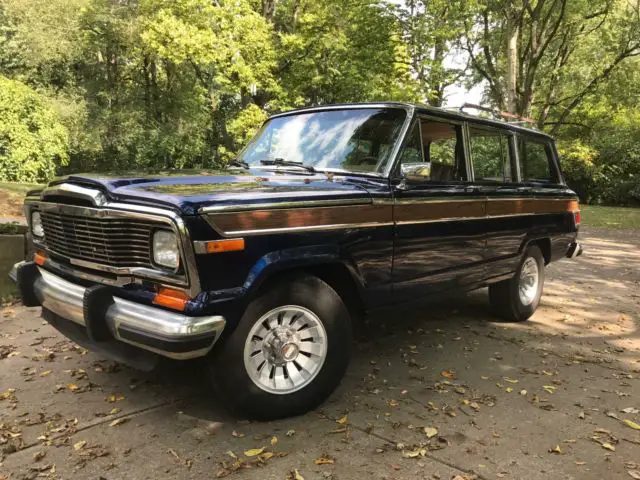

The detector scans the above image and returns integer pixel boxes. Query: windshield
[238,108,407,174]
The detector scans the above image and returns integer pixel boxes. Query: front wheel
[208,275,352,420]
[489,245,545,322]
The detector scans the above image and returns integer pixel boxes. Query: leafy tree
[0,75,69,182]
[464,0,640,131]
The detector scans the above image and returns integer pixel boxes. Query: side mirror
[401,162,432,182]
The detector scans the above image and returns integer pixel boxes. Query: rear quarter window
[517,138,558,183]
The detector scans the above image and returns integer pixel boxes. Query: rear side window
[469,127,515,182]
[518,138,557,183]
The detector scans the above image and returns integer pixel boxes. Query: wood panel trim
[204,197,578,235]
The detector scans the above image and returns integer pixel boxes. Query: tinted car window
[239,108,407,174]
[518,138,556,183]
[398,119,466,181]
[469,127,514,182]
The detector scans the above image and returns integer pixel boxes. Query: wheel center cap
[281,342,299,361]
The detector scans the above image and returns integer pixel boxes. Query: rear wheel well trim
[521,237,551,264]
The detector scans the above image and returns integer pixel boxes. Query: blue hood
[51,169,377,215]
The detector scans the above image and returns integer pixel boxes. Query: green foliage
[0,75,69,182]
[0,0,638,206]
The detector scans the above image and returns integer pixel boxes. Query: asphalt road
[1,227,639,480]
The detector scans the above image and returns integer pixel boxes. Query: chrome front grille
[40,211,161,268]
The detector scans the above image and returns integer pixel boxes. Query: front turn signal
[153,287,190,311]
[205,238,245,254]
[33,252,47,266]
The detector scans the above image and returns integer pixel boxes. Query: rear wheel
[489,245,545,322]
[208,275,351,420]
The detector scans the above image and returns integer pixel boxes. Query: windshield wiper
[259,158,315,173]
[228,160,250,169]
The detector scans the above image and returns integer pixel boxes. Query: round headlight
[153,230,180,269]
[31,211,44,238]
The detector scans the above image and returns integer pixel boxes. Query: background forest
[1,0,639,204]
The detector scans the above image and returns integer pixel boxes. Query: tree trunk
[506,13,519,113]
[262,0,277,22]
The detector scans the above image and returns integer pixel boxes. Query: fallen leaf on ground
[423,427,438,438]
[39,370,52,377]
[73,440,86,450]
[543,385,556,394]
[168,448,192,469]
[286,470,304,480]
[109,418,128,427]
[106,394,125,403]
[549,445,562,454]
[628,470,640,479]
[231,430,244,438]
[336,415,348,424]
[601,442,615,451]
[403,447,427,458]
[33,451,46,461]
[503,377,519,383]
[67,384,80,392]
[244,447,265,457]
[440,369,456,380]
[270,436,278,446]
[388,399,400,407]
[314,456,335,465]
[623,419,640,430]
[286,429,296,437]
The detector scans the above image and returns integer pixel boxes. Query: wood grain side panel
[395,200,485,223]
[487,198,579,216]
[209,204,393,233]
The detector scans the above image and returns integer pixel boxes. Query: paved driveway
[1,227,639,480]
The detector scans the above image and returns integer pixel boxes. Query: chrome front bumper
[11,262,225,360]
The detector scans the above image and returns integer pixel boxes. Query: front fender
[243,244,365,294]
[187,244,365,316]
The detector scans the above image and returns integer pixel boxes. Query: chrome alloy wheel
[518,257,539,306]
[243,306,328,395]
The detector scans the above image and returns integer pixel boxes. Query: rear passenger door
[391,116,486,302]
[467,125,524,278]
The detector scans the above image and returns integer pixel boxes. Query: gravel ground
[1,226,639,480]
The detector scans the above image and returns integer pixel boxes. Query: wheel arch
[245,256,367,322]
[520,236,552,264]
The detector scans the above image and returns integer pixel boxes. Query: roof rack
[458,103,537,128]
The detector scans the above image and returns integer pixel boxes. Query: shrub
[0,76,69,183]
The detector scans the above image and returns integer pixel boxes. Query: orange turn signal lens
[33,252,47,266]
[206,238,245,254]
[153,287,190,311]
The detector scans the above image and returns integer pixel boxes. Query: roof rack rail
[459,103,537,128]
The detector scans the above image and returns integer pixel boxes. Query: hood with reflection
[50,168,375,215]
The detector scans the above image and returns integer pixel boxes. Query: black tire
[207,274,352,420]
[489,245,545,322]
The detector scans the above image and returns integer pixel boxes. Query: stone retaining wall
[0,233,27,297]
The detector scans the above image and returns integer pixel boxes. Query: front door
[391,116,486,303]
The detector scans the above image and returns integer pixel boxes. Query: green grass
[581,205,640,229]
[0,182,43,196]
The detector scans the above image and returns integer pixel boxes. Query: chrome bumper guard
[566,241,583,259]
[11,262,225,360]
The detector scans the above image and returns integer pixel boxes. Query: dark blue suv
[11,103,582,419]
